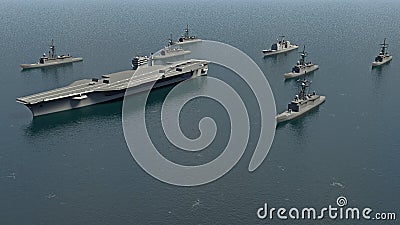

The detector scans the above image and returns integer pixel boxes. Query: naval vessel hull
[24,71,196,116]
[372,55,392,67]
[283,65,319,79]
[17,59,208,117]
[20,57,83,69]
[175,39,201,45]
[152,50,191,59]
[262,45,299,56]
[276,95,326,123]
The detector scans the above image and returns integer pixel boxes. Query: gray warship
[17,54,208,116]
[152,35,191,60]
[283,46,319,79]
[172,25,201,45]
[372,38,392,67]
[276,78,325,123]
[20,39,83,69]
[262,36,299,56]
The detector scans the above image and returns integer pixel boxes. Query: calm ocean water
[0,0,399,224]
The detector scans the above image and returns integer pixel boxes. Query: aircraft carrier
[17,56,208,116]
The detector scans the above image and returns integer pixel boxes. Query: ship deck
[262,45,299,55]
[17,59,206,105]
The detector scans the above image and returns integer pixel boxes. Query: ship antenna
[380,38,388,55]
[280,35,285,43]
[168,33,174,46]
[50,39,55,58]
[298,77,310,100]
[184,24,189,39]
[299,45,307,65]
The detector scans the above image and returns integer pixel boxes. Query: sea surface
[0,0,399,224]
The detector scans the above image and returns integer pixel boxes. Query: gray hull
[262,45,299,56]
[17,59,208,117]
[26,91,124,116]
[152,50,191,59]
[20,57,83,69]
[25,71,198,116]
[276,95,326,123]
[174,39,201,45]
[283,65,319,79]
[372,55,392,67]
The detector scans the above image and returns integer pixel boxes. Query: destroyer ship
[17,55,208,116]
[262,36,299,56]
[283,46,318,79]
[372,38,392,67]
[276,78,325,123]
[172,25,201,45]
[152,35,191,60]
[20,39,83,69]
